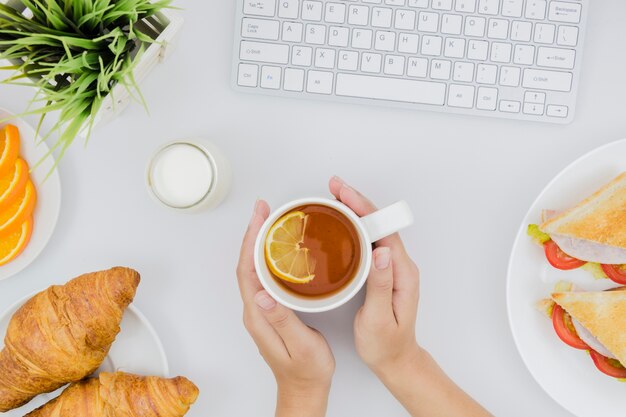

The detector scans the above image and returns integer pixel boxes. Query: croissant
[25,372,200,417]
[0,267,140,411]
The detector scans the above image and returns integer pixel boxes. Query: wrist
[276,382,330,417]
[370,344,425,382]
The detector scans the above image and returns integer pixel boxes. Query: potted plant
[0,0,183,164]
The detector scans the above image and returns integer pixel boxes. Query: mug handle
[361,201,414,243]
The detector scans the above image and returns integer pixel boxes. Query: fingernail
[332,175,345,185]
[375,247,391,270]
[249,200,260,226]
[255,292,277,311]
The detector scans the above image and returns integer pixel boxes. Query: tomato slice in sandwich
[551,304,589,350]
[543,240,586,270]
[589,350,626,379]
[600,264,626,285]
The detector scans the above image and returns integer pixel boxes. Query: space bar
[335,73,446,106]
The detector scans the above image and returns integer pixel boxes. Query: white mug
[254,198,414,313]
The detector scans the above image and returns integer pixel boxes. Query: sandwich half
[538,283,626,379]
[528,172,626,284]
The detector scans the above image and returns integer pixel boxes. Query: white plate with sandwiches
[0,108,61,281]
[0,295,169,417]
[507,138,626,417]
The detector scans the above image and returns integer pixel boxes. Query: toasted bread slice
[540,173,626,250]
[552,290,626,367]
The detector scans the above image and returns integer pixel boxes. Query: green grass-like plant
[0,0,173,168]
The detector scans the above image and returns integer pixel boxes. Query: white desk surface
[1,1,625,416]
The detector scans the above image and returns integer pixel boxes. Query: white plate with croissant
[0,267,190,417]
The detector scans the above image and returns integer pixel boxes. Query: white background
[1,1,625,416]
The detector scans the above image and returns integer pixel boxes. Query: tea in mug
[265,204,361,298]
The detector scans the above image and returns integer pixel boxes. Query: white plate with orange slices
[0,108,61,281]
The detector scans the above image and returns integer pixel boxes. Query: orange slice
[0,180,36,235]
[0,217,33,266]
[0,125,20,176]
[0,158,29,209]
[265,211,316,284]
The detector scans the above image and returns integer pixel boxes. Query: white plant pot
[2,0,183,131]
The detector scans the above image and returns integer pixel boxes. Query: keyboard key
[467,40,489,60]
[487,18,509,39]
[430,59,451,79]
[421,35,442,55]
[407,57,429,77]
[501,0,523,17]
[348,5,369,25]
[395,9,417,30]
[513,44,535,65]
[302,1,323,20]
[444,37,465,58]
[499,100,521,112]
[557,25,579,47]
[476,64,497,84]
[307,70,334,94]
[523,102,544,115]
[432,0,453,11]
[522,68,572,92]
[547,104,569,118]
[524,91,545,104]
[453,61,474,82]
[525,1,547,20]
[284,68,305,91]
[384,55,406,75]
[241,18,280,40]
[478,0,499,15]
[441,14,463,35]
[261,65,282,89]
[534,23,556,44]
[243,0,276,17]
[237,63,259,87]
[408,0,429,8]
[282,22,304,42]
[352,28,374,48]
[511,21,532,41]
[455,0,476,13]
[328,26,350,47]
[292,45,313,66]
[278,0,299,19]
[375,31,396,51]
[240,41,289,64]
[335,73,446,105]
[418,12,440,32]
[325,2,346,23]
[398,33,420,53]
[362,52,383,72]
[490,42,512,63]
[448,84,475,108]
[372,7,393,27]
[305,24,326,44]
[338,50,359,71]
[315,48,336,68]
[499,66,520,86]
[386,0,406,5]
[464,16,486,37]
[476,87,498,110]
[549,2,581,23]
[537,47,576,69]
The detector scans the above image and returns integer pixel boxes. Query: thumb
[254,290,313,354]
[362,247,395,322]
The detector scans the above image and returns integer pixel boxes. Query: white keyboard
[232,0,588,124]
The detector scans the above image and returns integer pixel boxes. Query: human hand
[237,200,335,417]
[329,176,421,377]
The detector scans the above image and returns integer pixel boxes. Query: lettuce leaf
[527,224,551,245]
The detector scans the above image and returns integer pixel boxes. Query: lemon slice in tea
[265,211,316,284]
